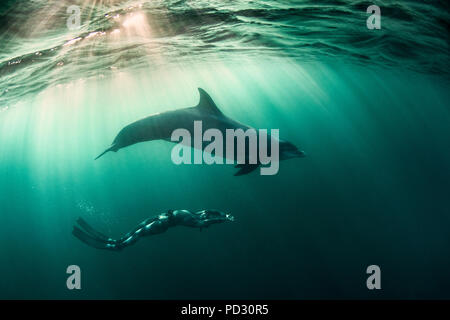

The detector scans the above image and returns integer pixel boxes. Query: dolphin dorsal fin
[196,88,222,115]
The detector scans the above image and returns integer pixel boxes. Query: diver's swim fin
[76,217,109,241]
[72,226,121,251]
[72,226,110,249]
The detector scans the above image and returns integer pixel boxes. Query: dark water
[0,1,449,299]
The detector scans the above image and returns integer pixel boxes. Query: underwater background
[0,0,449,299]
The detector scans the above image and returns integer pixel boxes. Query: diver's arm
[174,210,209,228]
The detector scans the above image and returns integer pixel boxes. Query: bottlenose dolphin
[95,88,305,175]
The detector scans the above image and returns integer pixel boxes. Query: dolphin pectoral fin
[234,164,260,176]
[94,145,116,160]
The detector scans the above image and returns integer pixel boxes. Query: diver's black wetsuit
[72,209,234,251]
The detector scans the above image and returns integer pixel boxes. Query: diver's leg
[114,232,141,249]
[113,220,170,249]
[118,218,154,240]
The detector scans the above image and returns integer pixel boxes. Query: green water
[0,0,449,299]
[1,60,449,298]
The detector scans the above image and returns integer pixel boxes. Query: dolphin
[95,88,305,175]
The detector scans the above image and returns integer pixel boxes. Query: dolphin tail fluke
[95,145,116,160]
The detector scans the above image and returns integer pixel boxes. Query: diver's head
[199,210,234,225]
[279,141,305,160]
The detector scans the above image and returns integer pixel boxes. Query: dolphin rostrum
[95,88,305,175]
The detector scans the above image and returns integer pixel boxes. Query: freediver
[72,209,234,251]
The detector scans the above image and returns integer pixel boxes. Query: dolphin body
[95,88,305,175]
